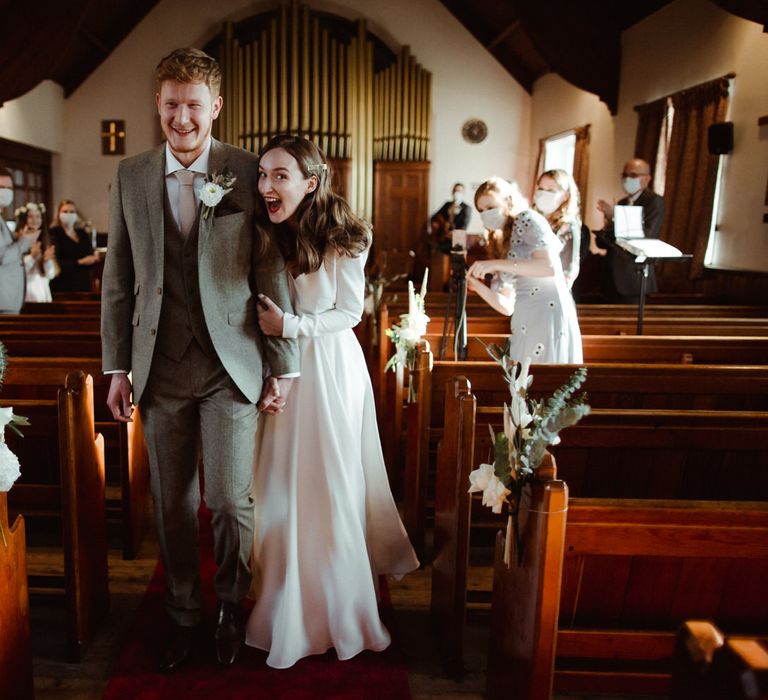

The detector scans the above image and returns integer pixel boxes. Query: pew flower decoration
[385,270,430,402]
[200,169,236,219]
[468,340,590,564]
[0,345,30,547]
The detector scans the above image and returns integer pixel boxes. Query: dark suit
[101,139,300,625]
[430,201,472,253]
[599,189,665,303]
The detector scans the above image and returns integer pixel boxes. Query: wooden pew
[23,300,101,316]
[671,621,768,700]
[0,314,101,331]
[432,380,768,694]
[424,332,768,365]
[4,358,150,560]
[0,329,102,357]
[398,356,768,553]
[2,371,110,661]
[0,493,34,700]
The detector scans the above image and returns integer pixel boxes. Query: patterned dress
[497,209,583,363]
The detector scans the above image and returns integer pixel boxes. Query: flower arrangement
[14,201,46,219]
[0,343,30,547]
[468,340,590,564]
[385,270,430,402]
[200,169,236,219]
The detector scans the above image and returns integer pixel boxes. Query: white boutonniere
[200,169,236,220]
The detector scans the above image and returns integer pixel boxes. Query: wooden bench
[0,329,102,357]
[0,314,101,332]
[2,371,110,661]
[432,379,768,694]
[0,493,34,700]
[24,300,101,316]
[4,358,150,560]
[671,620,768,700]
[424,332,768,365]
[397,354,768,553]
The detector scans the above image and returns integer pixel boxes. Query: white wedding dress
[245,248,419,669]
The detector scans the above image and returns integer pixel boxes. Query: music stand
[610,238,693,334]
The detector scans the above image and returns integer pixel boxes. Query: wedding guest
[467,176,583,364]
[247,134,418,669]
[16,202,59,303]
[430,182,472,253]
[49,199,99,293]
[0,167,36,313]
[532,169,584,290]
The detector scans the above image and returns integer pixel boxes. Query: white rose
[200,182,226,207]
[482,474,511,514]
[468,463,495,494]
[0,441,21,492]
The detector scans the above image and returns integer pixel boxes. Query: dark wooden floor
[29,515,655,700]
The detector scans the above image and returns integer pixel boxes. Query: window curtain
[634,97,666,177]
[660,77,730,278]
[572,125,591,219]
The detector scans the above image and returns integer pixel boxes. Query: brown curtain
[634,97,667,176]
[572,124,591,219]
[660,77,730,279]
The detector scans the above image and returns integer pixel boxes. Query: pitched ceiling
[1,1,765,111]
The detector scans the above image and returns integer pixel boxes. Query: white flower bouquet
[468,340,590,564]
[200,169,236,219]
[385,271,430,401]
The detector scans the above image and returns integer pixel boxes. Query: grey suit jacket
[101,139,299,404]
[0,217,31,313]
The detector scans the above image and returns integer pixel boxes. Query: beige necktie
[175,169,197,235]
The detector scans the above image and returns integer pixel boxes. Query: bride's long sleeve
[281,250,367,338]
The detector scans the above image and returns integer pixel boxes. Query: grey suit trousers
[140,339,258,626]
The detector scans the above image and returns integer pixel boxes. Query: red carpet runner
[103,510,413,700]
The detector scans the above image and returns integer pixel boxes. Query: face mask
[480,207,506,231]
[0,188,13,209]
[622,177,643,196]
[533,189,561,216]
[452,192,464,205]
[60,212,78,227]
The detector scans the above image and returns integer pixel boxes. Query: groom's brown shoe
[215,601,245,666]
[159,623,197,673]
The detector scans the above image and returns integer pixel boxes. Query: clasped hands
[256,293,293,415]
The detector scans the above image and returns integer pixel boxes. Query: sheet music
[616,238,684,260]
[614,205,644,238]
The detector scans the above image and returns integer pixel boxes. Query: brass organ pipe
[301,6,310,133]
[279,5,288,132]
[260,31,268,150]
[364,40,373,218]
[339,43,347,158]
[269,19,278,137]
[424,72,432,160]
[312,19,320,143]
[401,47,410,161]
[408,55,417,160]
[347,35,358,212]
[290,0,299,133]
[321,29,329,155]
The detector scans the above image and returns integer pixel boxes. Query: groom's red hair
[155,48,222,97]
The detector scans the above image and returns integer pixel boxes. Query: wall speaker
[708,122,734,155]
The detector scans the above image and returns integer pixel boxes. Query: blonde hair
[474,177,528,258]
[155,48,222,96]
[536,169,581,233]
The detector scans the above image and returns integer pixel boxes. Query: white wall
[56,0,530,231]
[0,80,65,153]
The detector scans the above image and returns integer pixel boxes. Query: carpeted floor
[102,509,413,700]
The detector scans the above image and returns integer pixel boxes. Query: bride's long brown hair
[255,135,370,274]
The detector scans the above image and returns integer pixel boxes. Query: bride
[246,134,419,669]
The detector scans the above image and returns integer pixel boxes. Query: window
[542,131,576,175]
[0,137,52,222]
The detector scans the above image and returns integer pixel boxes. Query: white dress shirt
[164,139,210,230]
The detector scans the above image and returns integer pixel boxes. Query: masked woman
[49,199,99,293]
[467,176,583,364]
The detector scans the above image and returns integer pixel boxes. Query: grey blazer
[101,139,299,403]
[0,217,31,314]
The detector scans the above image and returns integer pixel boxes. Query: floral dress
[497,209,583,364]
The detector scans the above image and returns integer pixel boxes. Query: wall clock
[462,118,488,144]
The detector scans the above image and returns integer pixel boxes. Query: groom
[101,48,299,671]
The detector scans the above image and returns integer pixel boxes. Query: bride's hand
[258,376,295,414]
[257,294,284,336]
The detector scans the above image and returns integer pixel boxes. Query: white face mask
[533,189,561,216]
[480,206,507,231]
[452,191,464,205]
[60,212,78,227]
[0,188,13,209]
[622,177,643,196]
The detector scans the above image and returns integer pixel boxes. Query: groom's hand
[257,376,294,414]
[107,373,134,422]
[256,294,284,337]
